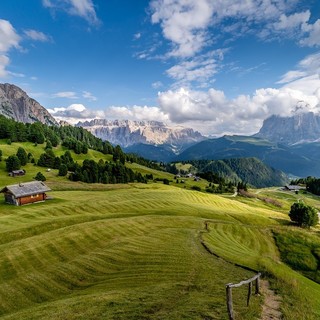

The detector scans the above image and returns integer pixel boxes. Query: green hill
[1,138,320,318]
[185,157,288,188]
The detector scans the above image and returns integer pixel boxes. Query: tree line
[0,115,163,172]
[291,176,320,196]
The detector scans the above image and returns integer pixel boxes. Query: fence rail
[226,272,261,320]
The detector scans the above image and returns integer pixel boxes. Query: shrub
[34,172,46,181]
[289,202,318,228]
[163,179,170,185]
[191,185,201,191]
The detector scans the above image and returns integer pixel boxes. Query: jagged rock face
[255,112,320,145]
[77,119,204,151]
[0,83,58,126]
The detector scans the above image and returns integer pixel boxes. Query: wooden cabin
[8,169,25,177]
[0,181,51,206]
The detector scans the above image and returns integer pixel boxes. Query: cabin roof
[285,185,304,191]
[11,170,25,174]
[0,181,51,197]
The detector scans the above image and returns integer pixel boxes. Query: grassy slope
[0,185,267,320]
[1,141,320,318]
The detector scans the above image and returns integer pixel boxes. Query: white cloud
[300,19,320,47]
[43,0,100,25]
[152,81,163,89]
[107,105,169,122]
[48,103,169,125]
[150,0,320,63]
[0,19,21,77]
[277,70,307,84]
[0,19,20,52]
[166,50,224,87]
[273,11,310,31]
[154,81,320,135]
[148,1,320,89]
[8,71,25,78]
[24,29,52,42]
[0,55,10,78]
[133,32,141,40]
[82,90,97,101]
[278,52,320,84]
[48,103,104,123]
[52,91,78,99]
[150,0,214,58]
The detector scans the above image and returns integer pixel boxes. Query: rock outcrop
[0,83,58,126]
[254,112,320,145]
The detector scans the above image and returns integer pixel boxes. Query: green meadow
[1,141,320,319]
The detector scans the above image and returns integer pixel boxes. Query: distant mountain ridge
[175,135,320,177]
[255,112,320,145]
[77,119,205,154]
[0,83,58,126]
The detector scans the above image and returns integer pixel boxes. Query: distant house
[284,185,305,192]
[0,181,51,206]
[8,169,25,177]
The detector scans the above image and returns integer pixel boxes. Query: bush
[289,202,318,228]
[163,179,170,185]
[191,185,201,191]
[34,172,46,181]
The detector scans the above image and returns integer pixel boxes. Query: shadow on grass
[271,217,291,226]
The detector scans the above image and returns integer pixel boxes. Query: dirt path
[260,279,282,320]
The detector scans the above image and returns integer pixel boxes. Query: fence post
[247,282,252,306]
[255,275,260,295]
[226,284,234,320]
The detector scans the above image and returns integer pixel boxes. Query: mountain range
[2,82,320,178]
[77,119,205,160]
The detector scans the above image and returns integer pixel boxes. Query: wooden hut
[8,169,25,177]
[0,181,51,206]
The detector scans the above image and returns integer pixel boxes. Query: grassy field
[2,141,320,318]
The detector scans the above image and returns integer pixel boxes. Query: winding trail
[260,279,282,320]
[201,221,283,319]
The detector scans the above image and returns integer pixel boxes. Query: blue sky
[1,0,320,135]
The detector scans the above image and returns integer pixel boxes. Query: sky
[1,0,320,136]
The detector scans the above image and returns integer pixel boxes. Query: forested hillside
[0,115,163,184]
[175,158,288,188]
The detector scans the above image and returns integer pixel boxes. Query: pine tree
[6,155,21,172]
[16,147,28,166]
[34,172,46,181]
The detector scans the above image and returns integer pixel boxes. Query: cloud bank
[49,52,320,135]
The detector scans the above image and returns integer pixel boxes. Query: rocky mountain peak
[76,119,205,150]
[254,112,320,145]
[0,83,58,126]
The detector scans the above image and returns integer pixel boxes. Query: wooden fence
[226,272,261,320]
